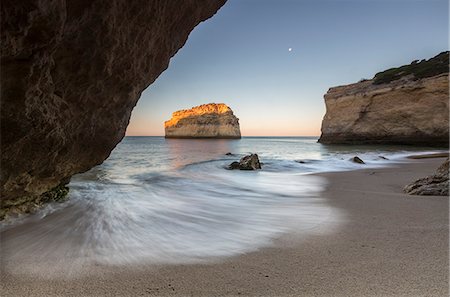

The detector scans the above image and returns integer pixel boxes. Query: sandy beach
[1,157,448,297]
[2,1,448,296]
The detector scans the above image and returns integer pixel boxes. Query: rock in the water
[0,0,227,217]
[319,52,449,146]
[239,154,262,170]
[404,158,449,196]
[165,103,241,138]
[228,154,261,170]
[352,156,365,164]
[225,152,233,156]
[228,162,241,170]
[379,156,389,160]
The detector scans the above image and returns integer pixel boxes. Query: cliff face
[0,0,226,216]
[165,103,241,138]
[319,52,449,146]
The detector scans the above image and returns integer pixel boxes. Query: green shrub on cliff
[40,184,69,203]
[0,184,69,220]
[373,51,449,85]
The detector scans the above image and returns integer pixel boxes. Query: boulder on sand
[404,158,449,196]
[228,154,262,170]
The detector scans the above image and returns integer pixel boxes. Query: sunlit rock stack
[0,0,227,219]
[165,103,241,138]
[319,52,449,146]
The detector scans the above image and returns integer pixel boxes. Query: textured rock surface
[404,158,449,196]
[165,103,241,138]
[1,0,226,216]
[319,52,449,146]
[228,154,261,170]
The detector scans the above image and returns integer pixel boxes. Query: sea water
[1,137,444,276]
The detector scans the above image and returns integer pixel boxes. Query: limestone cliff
[165,103,241,138]
[319,52,449,146]
[0,0,227,217]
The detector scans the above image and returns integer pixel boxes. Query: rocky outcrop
[319,52,449,146]
[404,158,449,196]
[0,0,227,218]
[165,103,241,138]
[228,154,261,170]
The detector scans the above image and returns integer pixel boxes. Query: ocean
[1,136,445,277]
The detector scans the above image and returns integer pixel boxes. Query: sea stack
[319,52,449,146]
[165,103,241,138]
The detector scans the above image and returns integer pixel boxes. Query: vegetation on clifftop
[373,51,449,85]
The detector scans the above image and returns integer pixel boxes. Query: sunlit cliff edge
[164,103,241,138]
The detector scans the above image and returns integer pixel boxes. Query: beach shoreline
[1,157,448,296]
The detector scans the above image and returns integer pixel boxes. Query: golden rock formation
[165,103,241,138]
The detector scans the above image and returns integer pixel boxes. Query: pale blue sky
[127,0,449,136]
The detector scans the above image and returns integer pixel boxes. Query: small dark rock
[351,156,365,164]
[239,154,262,170]
[378,156,389,160]
[296,160,306,164]
[225,152,233,156]
[228,154,261,170]
[228,161,240,169]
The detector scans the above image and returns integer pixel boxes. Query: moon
[288,48,292,52]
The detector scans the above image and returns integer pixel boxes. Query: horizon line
[125,135,321,137]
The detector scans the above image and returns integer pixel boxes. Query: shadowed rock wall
[1,0,226,216]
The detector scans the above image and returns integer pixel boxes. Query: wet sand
[1,158,448,296]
